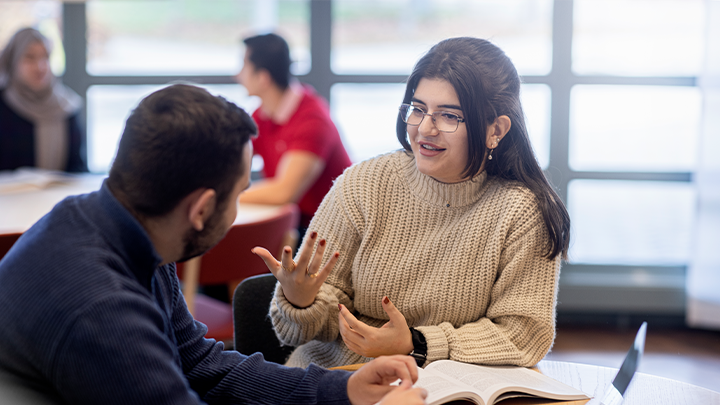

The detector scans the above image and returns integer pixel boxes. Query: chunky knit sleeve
[415,193,560,368]
[270,171,363,347]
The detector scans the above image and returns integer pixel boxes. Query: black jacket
[0,89,88,172]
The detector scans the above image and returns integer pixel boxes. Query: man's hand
[378,379,428,405]
[339,296,413,358]
[346,355,426,405]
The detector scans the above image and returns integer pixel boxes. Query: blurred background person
[236,33,351,241]
[0,27,87,173]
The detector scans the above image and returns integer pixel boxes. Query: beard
[177,208,228,263]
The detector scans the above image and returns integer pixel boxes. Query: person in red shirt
[236,33,352,237]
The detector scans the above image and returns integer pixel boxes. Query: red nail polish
[334,252,340,258]
[311,231,317,239]
[338,304,342,311]
[383,296,389,305]
[319,239,326,246]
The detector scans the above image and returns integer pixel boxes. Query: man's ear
[187,189,217,232]
[485,115,512,149]
[257,68,276,90]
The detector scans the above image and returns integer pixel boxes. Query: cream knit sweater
[270,151,560,369]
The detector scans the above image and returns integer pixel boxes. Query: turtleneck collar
[396,151,489,208]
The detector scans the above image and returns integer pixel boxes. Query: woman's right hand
[252,231,340,308]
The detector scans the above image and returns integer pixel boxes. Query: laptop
[586,321,647,405]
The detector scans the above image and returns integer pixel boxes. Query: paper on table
[0,168,74,195]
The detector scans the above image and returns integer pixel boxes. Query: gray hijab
[0,28,82,171]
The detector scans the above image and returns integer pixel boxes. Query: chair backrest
[233,273,294,363]
[0,232,21,262]
[178,203,299,286]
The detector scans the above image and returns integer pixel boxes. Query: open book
[416,360,589,405]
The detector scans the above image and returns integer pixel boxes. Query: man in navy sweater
[0,84,426,405]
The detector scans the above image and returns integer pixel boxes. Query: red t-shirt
[252,85,352,227]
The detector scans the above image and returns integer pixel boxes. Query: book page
[426,360,588,404]
[417,367,483,405]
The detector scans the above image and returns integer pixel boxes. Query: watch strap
[409,327,427,367]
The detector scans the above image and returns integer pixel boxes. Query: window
[565,0,704,272]
[573,0,705,76]
[569,85,701,172]
[331,0,553,75]
[86,0,310,76]
[568,180,695,265]
[522,84,551,169]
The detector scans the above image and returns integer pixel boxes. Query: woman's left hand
[338,296,414,358]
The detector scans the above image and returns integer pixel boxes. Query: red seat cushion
[193,294,233,342]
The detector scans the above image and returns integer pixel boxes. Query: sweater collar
[91,181,163,290]
[397,151,488,208]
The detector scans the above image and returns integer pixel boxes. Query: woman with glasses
[254,37,570,370]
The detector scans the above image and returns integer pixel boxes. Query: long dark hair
[396,37,570,259]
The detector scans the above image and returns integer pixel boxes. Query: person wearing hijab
[0,27,87,172]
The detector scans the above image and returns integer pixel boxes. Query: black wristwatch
[409,327,427,367]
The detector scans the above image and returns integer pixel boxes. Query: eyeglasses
[398,104,465,133]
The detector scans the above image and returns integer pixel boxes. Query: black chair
[233,273,294,364]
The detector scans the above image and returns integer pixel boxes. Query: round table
[524,360,720,405]
[0,172,282,235]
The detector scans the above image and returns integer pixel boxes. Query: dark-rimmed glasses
[398,104,465,133]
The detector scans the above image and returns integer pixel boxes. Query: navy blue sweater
[0,182,350,404]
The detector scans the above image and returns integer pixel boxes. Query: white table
[529,360,720,405]
[0,172,281,235]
